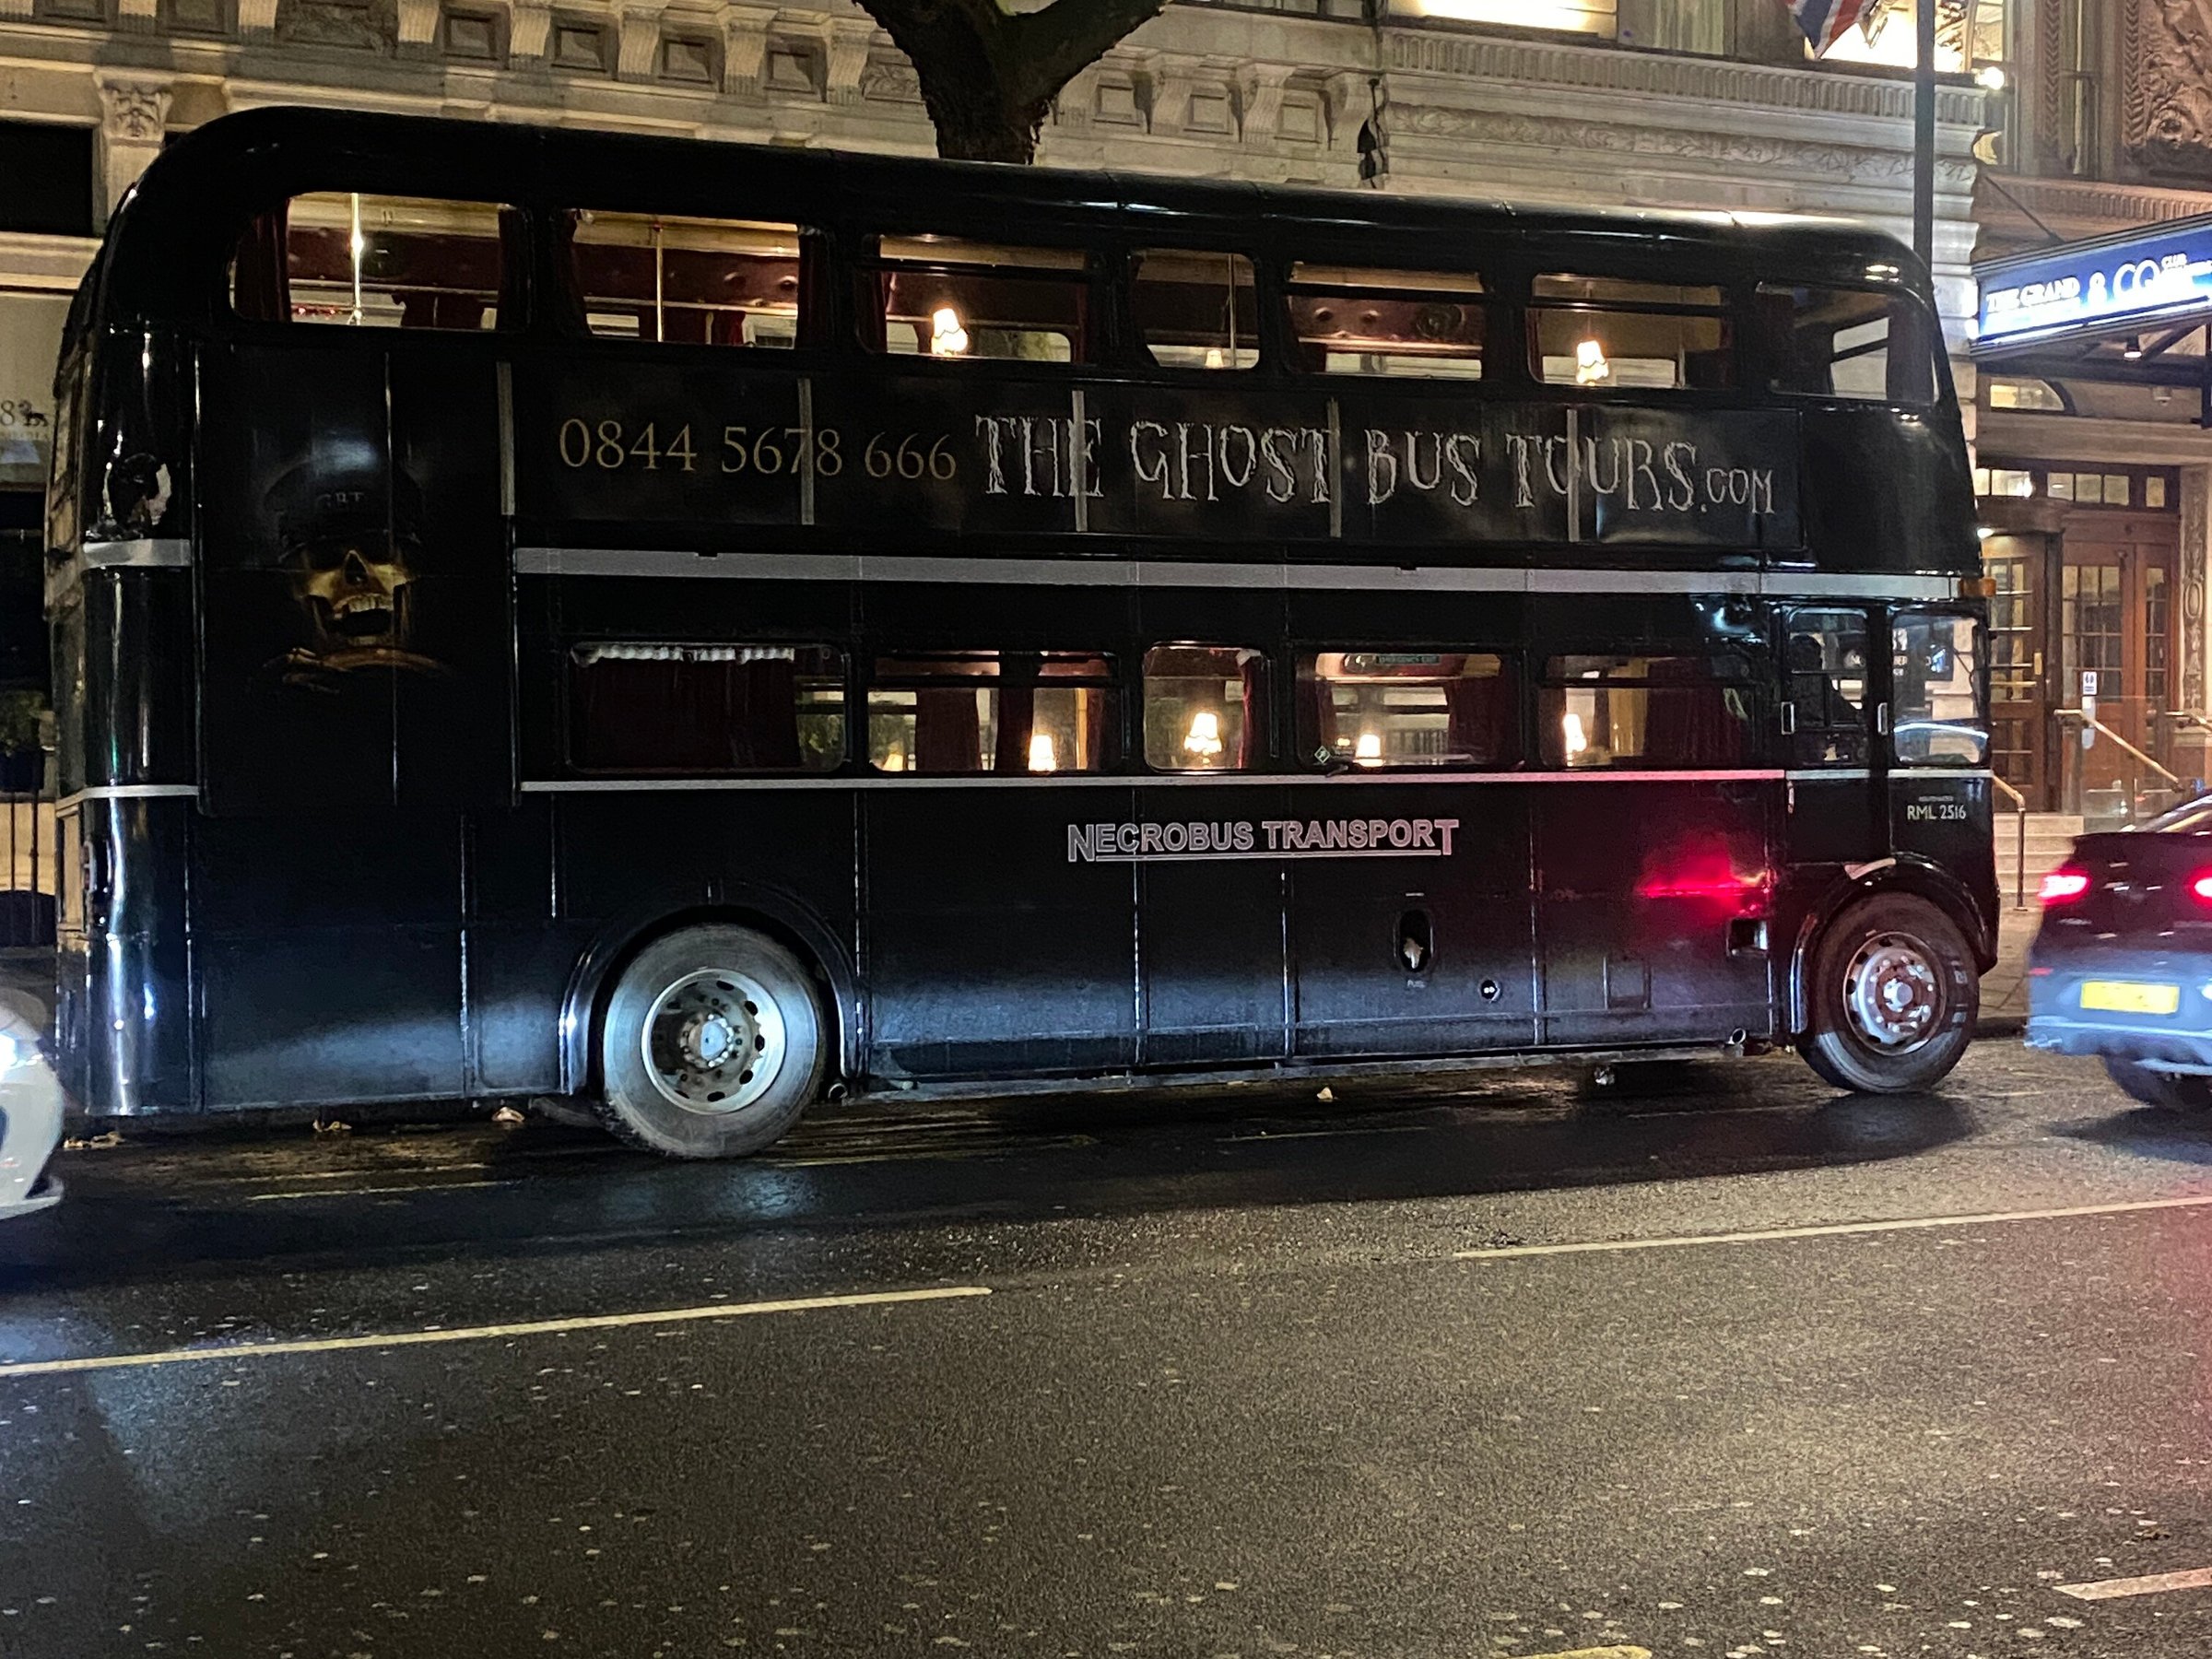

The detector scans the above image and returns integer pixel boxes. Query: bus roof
[88,103,1927,331]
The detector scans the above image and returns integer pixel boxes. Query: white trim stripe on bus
[521,769,1792,793]
[1784,768,1994,782]
[511,547,1962,602]
[54,784,199,812]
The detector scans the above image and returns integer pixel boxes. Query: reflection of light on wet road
[1452,1192,2212,1260]
[0,1283,991,1380]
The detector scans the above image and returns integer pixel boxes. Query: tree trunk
[923,89,1051,164]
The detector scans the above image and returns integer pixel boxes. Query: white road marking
[2056,1567,2212,1601]
[247,1179,518,1201]
[0,1285,991,1381]
[1452,1193,2212,1261]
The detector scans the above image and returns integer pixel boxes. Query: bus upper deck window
[1529,274,1730,391]
[239,193,512,331]
[1143,646,1265,770]
[1131,252,1257,370]
[1297,651,1514,770]
[569,643,845,775]
[571,212,806,347]
[1542,653,1754,768]
[1757,283,1936,406]
[867,237,1088,364]
[1287,264,1486,379]
[867,651,1118,774]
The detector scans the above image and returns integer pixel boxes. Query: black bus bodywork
[46,108,1994,1154]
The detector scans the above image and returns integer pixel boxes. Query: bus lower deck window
[867,652,1117,774]
[234,193,512,330]
[570,211,806,347]
[568,643,844,774]
[1287,264,1486,379]
[1529,273,1730,390]
[1891,613,1987,765]
[1543,654,1753,768]
[1297,652,1513,769]
[1143,645,1265,770]
[866,237,1088,363]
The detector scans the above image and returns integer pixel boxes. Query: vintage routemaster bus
[44,106,1994,1157]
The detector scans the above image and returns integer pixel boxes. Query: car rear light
[2192,873,2212,903]
[2039,867,2092,904]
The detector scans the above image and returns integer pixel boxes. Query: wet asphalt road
[6,1045,2212,1658]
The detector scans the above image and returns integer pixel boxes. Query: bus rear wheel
[596,924,828,1159]
[1798,893,1975,1094]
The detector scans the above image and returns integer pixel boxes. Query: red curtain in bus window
[233,206,291,323]
[1643,661,1746,766]
[915,688,982,772]
[1442,665,1511,764]
[996,677,1035,774]
[737,654,801,769]
[1239,656,1264,768]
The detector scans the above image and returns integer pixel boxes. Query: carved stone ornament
[281,0,385,49]
[2124,0,2212,180]
[507,0,550,61]
[1390,103,1975,189]
[2185,470,2208,713]
[718,3,778,96]
[859,56,921,105]
[98,79,172,143]
[238,0,280,39]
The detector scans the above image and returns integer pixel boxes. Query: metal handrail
[2053,709,2183,789]
[1991,771,2030,909]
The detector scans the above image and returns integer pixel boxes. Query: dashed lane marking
[2057,1567,2212,1601]
[1452,1193,2212,1261]
[1508,1647,1652,1659]
[0,1284,991,1380]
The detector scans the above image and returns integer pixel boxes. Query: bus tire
[595,924,827,1159]
[2102,1057,2212,1111]
[1797,892,1976,1094]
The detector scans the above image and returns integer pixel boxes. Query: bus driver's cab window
[1783,610,1870,765]
[1142,646,1265,770]
[232,193,512,330]
[868,652,1118,773]
[865,237,1088,363]
[1891,612,1988,765]
[570,213,807,347]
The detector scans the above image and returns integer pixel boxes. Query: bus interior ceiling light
[1027,733,1057,773]
[1575,339,1610,385]
[930,307,970,357]
[1354,731,1383,763]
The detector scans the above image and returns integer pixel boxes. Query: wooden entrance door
[2062,524,2180,801]
[1984,534,2049,806]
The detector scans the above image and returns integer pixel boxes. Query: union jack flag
[1781,0,1877,54]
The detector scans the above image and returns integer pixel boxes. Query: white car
[0,994,62,1219]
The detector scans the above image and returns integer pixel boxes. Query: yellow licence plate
[2081,980,2183,1016]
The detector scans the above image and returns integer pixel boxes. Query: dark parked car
[2028,796,2212,1108]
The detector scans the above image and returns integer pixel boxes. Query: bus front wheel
[1798,893,1976,1094]
[596,924,828,1158]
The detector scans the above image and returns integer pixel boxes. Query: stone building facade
[1971,0,2212,812]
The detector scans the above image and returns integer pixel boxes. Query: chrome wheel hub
[1842,933,1941,1053]
[641,969,786,1114]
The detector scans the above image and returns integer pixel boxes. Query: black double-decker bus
[45,107,1994,1157]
